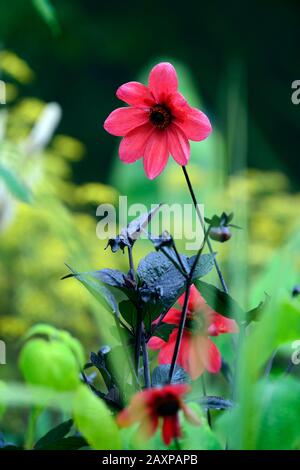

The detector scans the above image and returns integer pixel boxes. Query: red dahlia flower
[117,384,200,445]
[148,285,238,379]
[104,62,212,179]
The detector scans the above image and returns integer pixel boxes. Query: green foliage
[73,385,121,450]
[31,0,60,35]
[0,163,32,203]
[181,404,222,450]
[0,382,7,419]
[194,279,245,322]
[216,296,300,450]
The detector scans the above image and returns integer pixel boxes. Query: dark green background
[1,0,299,186]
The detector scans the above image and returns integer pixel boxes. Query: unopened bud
[209,226,232,243]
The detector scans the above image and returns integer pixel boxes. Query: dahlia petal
[197,336,222,374]
[137,414,159,439]
[167,91,190,120]
[148,336,166,351]
[182,403,201,426]
[116,81,155,107]
[117,393,147,427]
[143,129,169,179]
[162,415,180,445]
[164,383,190,396]
[211,313,239,334]
[119,123,154,163]
[177,107,212,142]
[167,124,190,165]
[103,107,149,136]
[188,336,206,379]
[178,285,204,312]
[158,336,176,365]
[162,307,181,325]
[158,331,192,375]
[149,62,178,103]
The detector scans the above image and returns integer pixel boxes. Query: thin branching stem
[182,165,229,294]
[127,245,151,387]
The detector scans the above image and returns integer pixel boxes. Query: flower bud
[209,226,232,243]
[292,285,300,298]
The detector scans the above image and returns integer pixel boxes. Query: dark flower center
[185,313,209,335]
[149,104,172,129]
[156,398,180,416]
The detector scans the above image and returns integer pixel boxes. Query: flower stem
[201,376,212,427]
[128,245,135,280]
[168,282,191,383]
[141,324,151,388]
[167,223,211,384]
[127,246,151,387]
[182,165,229,294]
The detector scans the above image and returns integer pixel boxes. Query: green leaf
[194,279,244,321]
[73,385,121,450]
[0,382,6,419]
[32,0,60,34]
[34,419,73,449]
[255,377,300,450]
[246,294,270,324]
[19,339,80,391]
[63,265,119,315]
[227,297,300,450]
[0,164,32,203]
[0,382,74,412]
[151,365,189,386]
[35,435,87,450]
[181,403,222,450]
[119,300,136,328]
[152,323,177,342]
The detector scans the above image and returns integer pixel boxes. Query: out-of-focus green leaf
[62,265,119,315]
[255,377,300,450]
[227,297,300,450]
[217,376,300,450]
[194,279,244,322]
[73,385,121,450]
[32,0,60,35]
[0,382,73,412]
[246,294,270,324]
[0,382,6,419]
[181,403,222,450]
[0,163,31,203]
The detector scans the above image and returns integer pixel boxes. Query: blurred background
[0,0,300,402]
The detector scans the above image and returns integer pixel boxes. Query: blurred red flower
[148,285,238,379]
[117,384,200,445]
[104,62,212,179]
